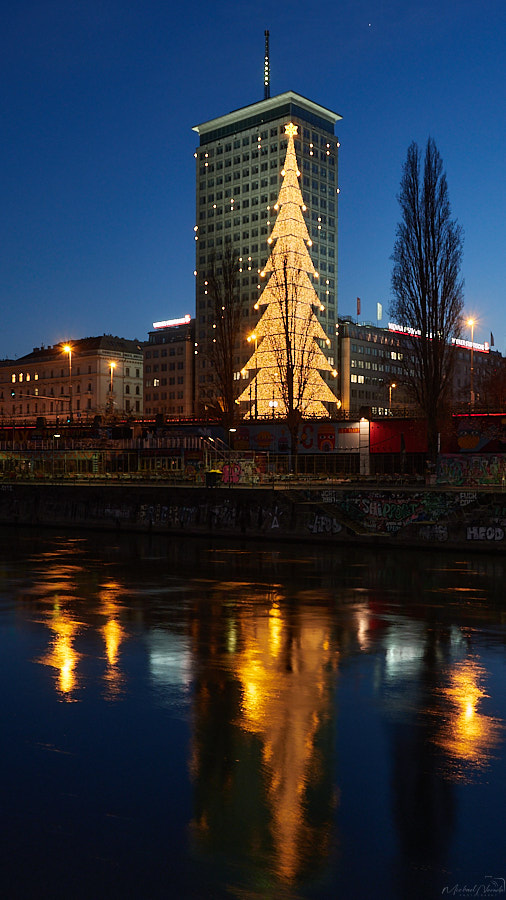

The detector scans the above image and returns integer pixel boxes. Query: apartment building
[143,316,195,419]
[0,336,143,423]
[193,90,341,412]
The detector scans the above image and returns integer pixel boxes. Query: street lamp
[247,332,258,418]
[52,433,60,478]
[228,427,237,487]
[389,382,397,411]
[109,361,116,414]
[269,398,278,418]
[63,344,72,423]
[467,318,474,408]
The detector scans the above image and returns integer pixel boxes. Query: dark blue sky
[1,0,505,359]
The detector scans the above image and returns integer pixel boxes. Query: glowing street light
[467,318,475,408]
[389,382,397,410]
[63,344,73,423]
[269,398,278,419]
[109,361,117,416]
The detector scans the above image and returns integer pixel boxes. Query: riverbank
[2,480,506,550]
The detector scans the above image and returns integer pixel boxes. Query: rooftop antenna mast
[264,30,270,99]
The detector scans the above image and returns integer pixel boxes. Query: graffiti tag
[308,514,342,535]
[467,525,504,541]
[419,524,448,542]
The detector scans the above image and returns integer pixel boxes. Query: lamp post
[63,345,73,423]
[247,333,258,418]
[109,361,116,415]
[52,432,60,479]
[228,427,237,487]
[467,318,474,409]
[389,382,397,412]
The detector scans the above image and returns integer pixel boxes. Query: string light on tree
[237,122,339,422]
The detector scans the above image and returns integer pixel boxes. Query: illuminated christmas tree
[237,122,339,426]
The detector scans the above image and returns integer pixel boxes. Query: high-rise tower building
[193,89,342,414]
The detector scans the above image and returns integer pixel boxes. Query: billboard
[232,421,361,454]
[369,419,427,454]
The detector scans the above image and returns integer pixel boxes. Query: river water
[1,528,505,900]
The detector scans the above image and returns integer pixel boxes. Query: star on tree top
[284,122,298,137]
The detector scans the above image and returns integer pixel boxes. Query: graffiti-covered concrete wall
[2,482,506,549]
[438,454,506,486]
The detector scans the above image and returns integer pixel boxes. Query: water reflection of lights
[233,608,337,882]
[268,602,283,657]
[26,566,83,600]
[226,620,237,654]
[99,581,126,699]
[102,618,126,698]
[39,606,82,698]
[434,659,503,777]
[355,607,371,651]
[384,625,427,679]
[147,629,192,696]
[103,618,122,666]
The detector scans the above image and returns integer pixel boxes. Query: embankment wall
[2,481,506,550]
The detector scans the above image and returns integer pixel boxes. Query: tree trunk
[426,414,439,467]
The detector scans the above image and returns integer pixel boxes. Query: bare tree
[204,247,242,428]
[273,258,319,467]
[391,138,464,461]
[239,255,338,470]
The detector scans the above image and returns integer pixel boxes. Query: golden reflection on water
[103,617,122,666]
[434,658,503,779]
[233,603,338,882]
[37,577,128,701]
[39,605,81,698]
[99,581,126,699]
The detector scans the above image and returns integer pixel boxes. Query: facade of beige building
[0,336,143,424]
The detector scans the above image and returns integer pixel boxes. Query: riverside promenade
[2,476,506,550]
